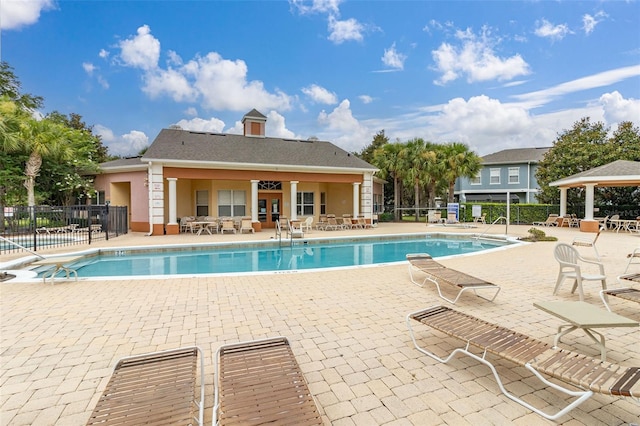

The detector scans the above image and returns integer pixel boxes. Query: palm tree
[441,142,482,203]
[372,142,406,221]
[19,118,75,206]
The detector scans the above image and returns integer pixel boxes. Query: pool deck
[1,222,639,425]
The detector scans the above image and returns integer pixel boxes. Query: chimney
[242,109,267,138]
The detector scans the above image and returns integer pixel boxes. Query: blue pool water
[34,234,513,279]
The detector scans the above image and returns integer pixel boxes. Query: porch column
[559,187,567,217]
[290,181,298,220]
[584,184,596,220]
[251,180,259,222]
[352,182,360,217]
[167,178,178,224]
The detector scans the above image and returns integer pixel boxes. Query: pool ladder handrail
[475,216,508,240]
[0,235,45,259]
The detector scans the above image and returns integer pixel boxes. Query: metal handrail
[475,216,508,240]
[0,235,45,259]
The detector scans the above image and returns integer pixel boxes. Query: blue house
[455,147,550,204]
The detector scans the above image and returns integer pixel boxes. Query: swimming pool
[25,233,518,280]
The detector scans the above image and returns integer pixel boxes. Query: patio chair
[357,217,372,229]
[553,243,607,301]
[533,214,559,227]
[571,226,604,260]
[407,305,640,421]
[600,248,640,311]
[180,216,195,233]
[324,215,343,231]
[406,253,501,304]
[86,346,205,426]
[239,217,254,234]
[220,218,236,234]
[301,216,314,232]
[287,219,304,239]
[213,337,322,426]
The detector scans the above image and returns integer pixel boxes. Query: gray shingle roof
[141,128,377,171]
[482,147,550,164]
[550,160,640,187]
[243,109,267,120]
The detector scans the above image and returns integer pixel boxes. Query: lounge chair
[239,217,254,234]
[600,248,640,311]
[533,214,559,227]
[86,346,205,426]
[473,213,486,224]
[213,337,322,426]
[357,217,372,229]
[407,305,640,421]
[220,218,236,234]
[406,253,501,304]
[571,226,604,260]
[553,243,607,301]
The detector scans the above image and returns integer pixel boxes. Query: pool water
[35,234,513,279]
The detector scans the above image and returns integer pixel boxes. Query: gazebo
[549,160,640,232]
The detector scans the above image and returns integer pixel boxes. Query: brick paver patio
[1,223,639,425]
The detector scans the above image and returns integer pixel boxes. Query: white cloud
[143,68,198,102]
[82,62,96,75]
[317,99,371,151]
[0,0,54,30]
[99,49,109,59]
[118,25,160,70]
[302,84,338,104]
[184,107,198,117]
[95,125,149,157]
[534,19,571,41]
[290,0,341,15]
[432,27,530,85]
[382,43,407,70]
[582,11,607,35]
[327,16,364,44]
[265,111,297,138]
[174,117,225,133]
[111,26,292,112]
[359,95,373,104]
[188,52,292,111]
[599,91,640,124]
[513,65,640,108]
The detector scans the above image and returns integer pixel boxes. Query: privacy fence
[1,205,128,255]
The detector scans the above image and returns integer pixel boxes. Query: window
[508,167,519,184]
[470,172,481,185]
[196,190,209,216]
[320,192,326,215]
[258,180,282,190]
[490,168,500,185]
[217,190,246,217]
[296,191,314,216]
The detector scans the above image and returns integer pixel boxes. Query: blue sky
[2,0,639,158]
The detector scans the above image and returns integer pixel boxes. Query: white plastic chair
[553,243,607,301]
[301,217,313,233]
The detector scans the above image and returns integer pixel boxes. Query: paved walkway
[1,223,639,425]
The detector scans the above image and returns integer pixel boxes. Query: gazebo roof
[549,160,640,188]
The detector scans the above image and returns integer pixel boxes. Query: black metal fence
[1,205,128,255]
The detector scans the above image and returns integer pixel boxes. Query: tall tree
[372,142,406,220]
[356,130,389,163]
[536,117,640,206]
[18,118,76,206]
[441,142,482,203]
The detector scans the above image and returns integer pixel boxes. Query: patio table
[191,221,218,235]
[534,300,638,361]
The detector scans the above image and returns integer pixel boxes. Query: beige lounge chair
[86,346,204,426]
[213,337,322,426]
[324,215,343,231]
[407,305,640,421]
[406,254,500,304]
[220,218,236,234]
[553,243,606,301]
[533,214,559,227]
[239,217,254,234]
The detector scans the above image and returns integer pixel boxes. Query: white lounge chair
[239,217,254,234]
